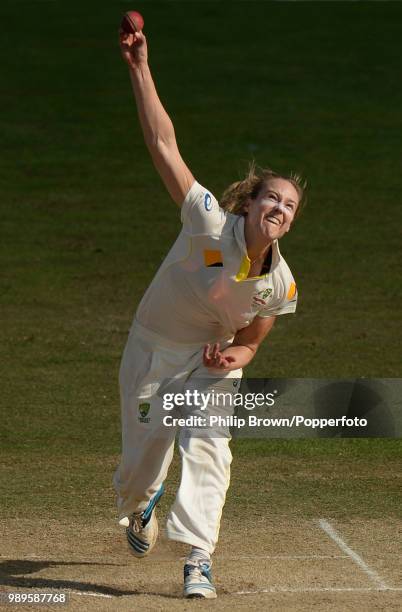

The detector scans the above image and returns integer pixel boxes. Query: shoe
[125,483,164,558]
[183,560,217,599]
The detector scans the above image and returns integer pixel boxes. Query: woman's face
[244,178,300,244]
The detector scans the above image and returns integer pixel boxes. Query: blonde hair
[220,162,307,219]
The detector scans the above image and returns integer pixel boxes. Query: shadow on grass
[0,559,178,598]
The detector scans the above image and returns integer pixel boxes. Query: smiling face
[244,178,300,249]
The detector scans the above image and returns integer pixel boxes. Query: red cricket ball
[121,11,144,34]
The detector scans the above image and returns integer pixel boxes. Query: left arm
[203,316,276,371]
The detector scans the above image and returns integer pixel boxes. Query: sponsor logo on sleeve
[204,193,212,211]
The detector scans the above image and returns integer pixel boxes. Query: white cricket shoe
[183,560,217,599]
[126,510,158,558]
[125,483,164,558]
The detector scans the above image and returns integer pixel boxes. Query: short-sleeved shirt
[135,181,297,345]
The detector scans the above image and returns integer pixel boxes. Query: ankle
[187,546,211,564]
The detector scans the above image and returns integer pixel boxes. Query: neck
[244,220,273,263]
[247,242,272,263]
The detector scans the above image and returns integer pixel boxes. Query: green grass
[1,1,401,522]
[2,440,401,521]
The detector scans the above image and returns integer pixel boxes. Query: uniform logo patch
[259,288,272,300]
[252,287,272,306]
[204,193,212,211]
[287,282,297,300]
[138,402,151,423]
[204,249,223,267]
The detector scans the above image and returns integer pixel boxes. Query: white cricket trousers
[113,321,242,555]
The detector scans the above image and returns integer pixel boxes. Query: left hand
[119,30,148,71]
[203,343,236,370]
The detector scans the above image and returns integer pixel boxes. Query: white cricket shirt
[136,181,297,344]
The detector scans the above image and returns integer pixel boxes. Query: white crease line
[318,519,390,590]
[234,586,402,595]
[211,555,348,560]
[70,591,113,599]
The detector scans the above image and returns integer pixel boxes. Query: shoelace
[186,561,211,579]
[187,565,204,580]
[131,513,144,533]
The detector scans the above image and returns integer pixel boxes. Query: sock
[187,546,211,565]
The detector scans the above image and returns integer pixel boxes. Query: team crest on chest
[252,288,272,306]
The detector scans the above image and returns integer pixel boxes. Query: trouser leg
[166,435,232,554]
[113,402,175,519]
[165,372,240,554]
[113,333,177,519]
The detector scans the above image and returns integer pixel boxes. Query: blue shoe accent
[142,483,165,526]
[125,484,164,558]
[127,530,149,552]
[200,562,213,582]
[184,562,212,582]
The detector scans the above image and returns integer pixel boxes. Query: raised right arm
[119,29,194,206]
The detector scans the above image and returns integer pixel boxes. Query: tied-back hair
[220,162,307,219]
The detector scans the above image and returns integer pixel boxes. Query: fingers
[203,343,218,365]
[208,343,220,366]
[203,343,218,362]
[211,343,220,360]
[203,343,233,370]
[119,30,144,46]
[214,353,229,368]
[119,29,132,44]
[203,344,211,363]
[224,356,236,363]
[134,31,145,43]
[118,26,147,71]
[118,32,137,69]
